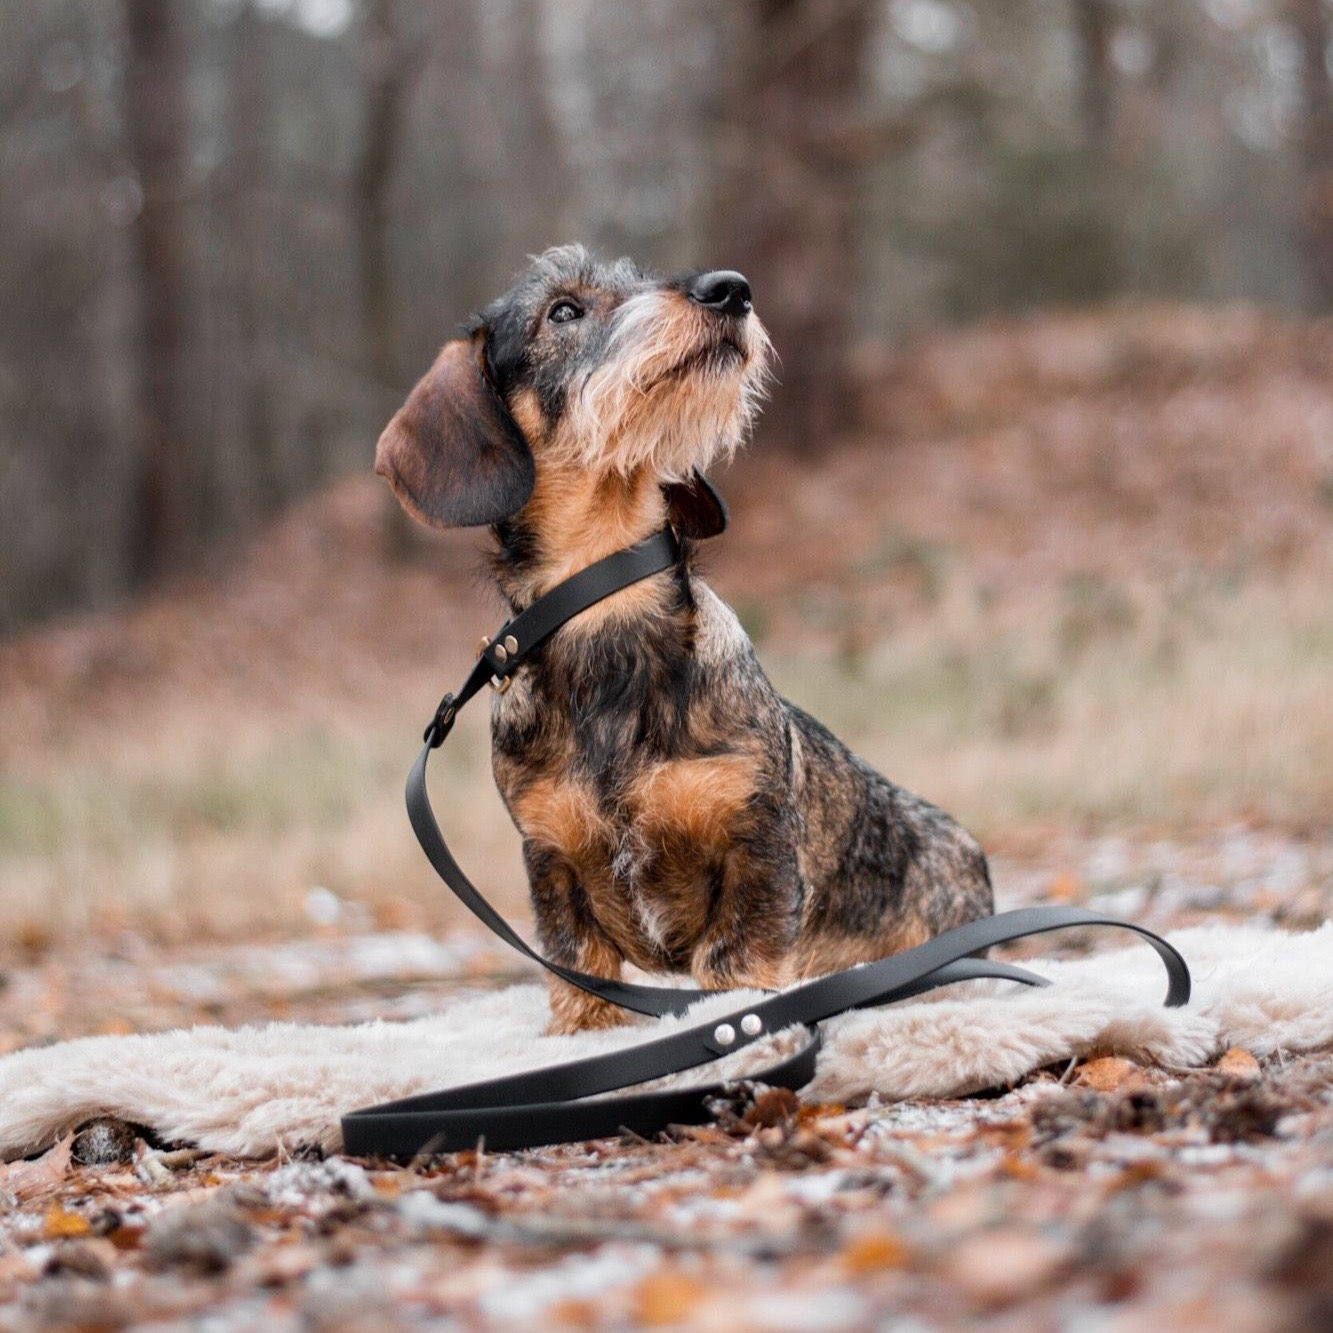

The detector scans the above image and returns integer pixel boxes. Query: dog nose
[687,270,752,317]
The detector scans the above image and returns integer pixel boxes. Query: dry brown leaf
[0,1254,38,1286]
[943,1229,1072,1309]
[999,1153,1042,1182]
[630,1270,708,1326]
[106,1225,145,1252]
[1216,1047,1262,1082]
[840,1229,910,1275]
[548,1296,601,1329]
[1046,871,1083,903]
[246,1242,324,1288]
[0,1136,72,1204]
[1074,1057,1143,1093]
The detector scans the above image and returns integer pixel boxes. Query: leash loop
[424,693,458,748]
[345,527,1193,1159]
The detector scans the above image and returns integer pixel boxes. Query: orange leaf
[1046,871,1083,903]
[42,1203,91,1239]
[1216,1047,1261,1081]
[1074,1057,1142,1093]
[631,1270,707,1326]
[840,1229,909,1274]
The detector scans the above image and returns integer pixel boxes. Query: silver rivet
[713,1023,736,1046]
[503,635,519,655]
[740,1013,763,1036]
[493,643,508,664]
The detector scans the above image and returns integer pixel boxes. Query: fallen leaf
[999,1152,1042,1182]
[0,1253,37,1285]
[0,1137,72,1204]
[631,1270,707,1326]
[943,1229,1072,1309]
[41,1238,115,1281]
[1046,871,1083,902]
[43,1203,92,1239]
[1216,1047,1261,1082]
[840,1229,910,1275]
[1074,1057,1142,1093]
[246,1242,324,1287]
[106,1225,145,1252]
[548,1297,601,1329]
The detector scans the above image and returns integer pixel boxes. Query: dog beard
[560,290,775,482]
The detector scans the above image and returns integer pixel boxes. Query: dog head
[375,245,773,538]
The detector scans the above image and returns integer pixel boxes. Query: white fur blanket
[1,923,1329,1160]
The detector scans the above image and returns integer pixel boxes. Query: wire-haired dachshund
[376,245,993,1034]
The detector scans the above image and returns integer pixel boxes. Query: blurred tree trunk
[1069,0,1115,156]
[223,0,277,516]
[356,0,411,398]
[122,0,191,581]
[502,0,565,255]
[355,0,420,556]
[714,0,873,454]
[1289,0,1333,311]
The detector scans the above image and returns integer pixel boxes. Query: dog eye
[547,299,583,325]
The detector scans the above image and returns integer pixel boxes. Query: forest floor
[0,302,1330,1329]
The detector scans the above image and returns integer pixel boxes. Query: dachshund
[376,245,993,1033]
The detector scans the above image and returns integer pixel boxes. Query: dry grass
[772,569,1333,836]
[1,302,1329,944]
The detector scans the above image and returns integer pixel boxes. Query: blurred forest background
[1,0,1331,945]
[4,0,1333,630]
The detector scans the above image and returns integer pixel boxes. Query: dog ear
[662,471,728,539]
[375,336,535,529]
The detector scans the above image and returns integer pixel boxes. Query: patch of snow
[744,1287,870,1331]
[396,1193,492,1239]
[265,1158,376,1206]
[475,1243,662,1322]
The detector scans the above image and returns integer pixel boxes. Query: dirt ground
[0,303,1330,1329]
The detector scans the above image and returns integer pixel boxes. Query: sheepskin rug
[0,922,1329,1160]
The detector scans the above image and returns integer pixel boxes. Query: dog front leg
[690,843,799,993]
[526,843,631,1034]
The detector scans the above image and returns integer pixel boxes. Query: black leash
[341,529,1191,1158]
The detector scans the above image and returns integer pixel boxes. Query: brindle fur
[376,246,993,1033]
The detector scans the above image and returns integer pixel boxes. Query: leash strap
[342,530,1192,1158]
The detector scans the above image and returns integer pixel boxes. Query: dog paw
[545,994,629,1035]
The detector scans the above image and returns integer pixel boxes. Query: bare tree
[1289,0,1333,311]
[122,0,191,581]
[1069,0,1116,155]
[356,0,420,399]
[714,0,875,454]
[500,0,566,256]
[355,0,426,555]
[222,0,277,517]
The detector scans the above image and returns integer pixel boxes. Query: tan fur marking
[787,921,933,984]
[513,462,672,616]
[545,939,628,1036]
[508,386,545,441]
[510,775,610,856]
[628,753,758,849]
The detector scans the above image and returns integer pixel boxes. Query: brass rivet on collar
[493,643,509,664]
[503,635,519,655]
